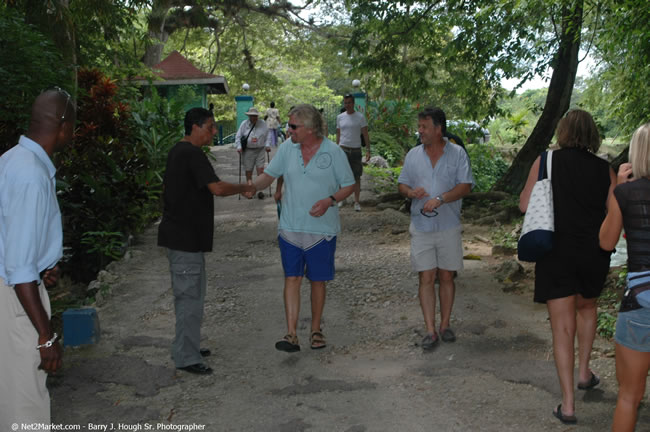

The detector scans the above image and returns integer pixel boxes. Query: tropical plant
[367,100,419,166]
[466,143,510,192]
[57,68,152,282]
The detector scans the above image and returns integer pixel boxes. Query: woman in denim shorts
[600,121,650,432]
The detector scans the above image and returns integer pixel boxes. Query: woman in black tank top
[600,122,650,432]
[520,110,616,424]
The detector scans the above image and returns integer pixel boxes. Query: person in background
[236,107,271,197]
[398,107,473,351]
[252,104,354,352]
[599,122,650,432]
[0,88,74,427]
[336,94,370,211]
[520,109,615,424]
[158,107,254,375]
[265,101,281,147]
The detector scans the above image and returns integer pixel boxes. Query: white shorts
[410,224,464,272]
[242,147,266,171]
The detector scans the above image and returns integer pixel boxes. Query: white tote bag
[518,150,554,262]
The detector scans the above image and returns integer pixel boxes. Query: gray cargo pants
[167,249,206,368]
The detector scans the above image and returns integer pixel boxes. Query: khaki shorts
[243,147,266,171]
[410,224,464,272]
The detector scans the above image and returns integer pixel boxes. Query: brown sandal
[275,334,300,352]
[310,330,327,349]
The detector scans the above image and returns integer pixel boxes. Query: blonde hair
[555,109,601,152]
[288,104,324,139]
[629,122,650,178]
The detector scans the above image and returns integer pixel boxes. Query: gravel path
[49,146,648,432]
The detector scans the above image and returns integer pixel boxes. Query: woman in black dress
[520,109,616,424]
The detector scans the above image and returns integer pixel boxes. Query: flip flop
[553,404,577,424]
[275,334,300,353]
[577,371,600,390]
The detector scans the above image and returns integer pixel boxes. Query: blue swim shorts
[615,307,650,352]
[278,235,337,281]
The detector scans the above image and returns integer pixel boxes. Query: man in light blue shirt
[0,88,74,428]
[398,107,473,350]
[253,104,354,352]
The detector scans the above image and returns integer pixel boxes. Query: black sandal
[553,404,577,424]
[275,334,300,352]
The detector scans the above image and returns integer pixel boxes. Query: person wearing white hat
[236,107,271,196]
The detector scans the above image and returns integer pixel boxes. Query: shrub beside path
[50,146,644,431]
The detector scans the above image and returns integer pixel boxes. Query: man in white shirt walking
[336,94,370,211]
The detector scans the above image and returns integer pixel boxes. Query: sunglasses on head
[48,86,72,122]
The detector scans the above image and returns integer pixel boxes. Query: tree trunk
[143,0,173,67]
[492,0,584,195]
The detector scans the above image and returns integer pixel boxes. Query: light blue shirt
[0,136,63,285]
[266,138,355,236]
[398,139,474,232]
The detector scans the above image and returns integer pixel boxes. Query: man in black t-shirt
[158,108,254,375]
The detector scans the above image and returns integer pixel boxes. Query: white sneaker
[354,202,361,212]
[337,200,344,208]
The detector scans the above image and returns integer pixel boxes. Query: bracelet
[36,332,58,350]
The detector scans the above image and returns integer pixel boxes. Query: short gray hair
[288,104,324,139]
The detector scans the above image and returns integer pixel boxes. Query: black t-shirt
[157,141,219,252]
[614,177,650,272]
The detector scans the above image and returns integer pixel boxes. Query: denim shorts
[615,307,650,352]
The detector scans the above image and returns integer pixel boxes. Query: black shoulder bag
[240,122,255,151]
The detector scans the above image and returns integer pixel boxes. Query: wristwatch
[329,195,337,206]
[435,195,445,204]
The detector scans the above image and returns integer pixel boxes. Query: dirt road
[50,146,647,432]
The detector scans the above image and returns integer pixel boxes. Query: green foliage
[490,223,521,250]
[597,266,626,339]
[130,86,189,192]
[81,231,125,269]
[466,143,510,192]
[57,69,153,282]
[588,0,650,136]
[0,6,72,154]
[367,100,419,166]
[364,165,402,194]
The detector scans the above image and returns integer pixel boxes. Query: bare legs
[612,343,650,431]
[418,270,436,335]
[546,294,598,417]
[283,276,326,336]
[244,167,265,186]
[418,269,455,334]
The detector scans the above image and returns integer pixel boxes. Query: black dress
[534,148,612,303]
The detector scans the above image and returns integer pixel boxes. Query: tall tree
[492,1,583,193]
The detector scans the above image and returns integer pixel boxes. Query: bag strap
[537,150,553,181]
[245,121,256,140]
